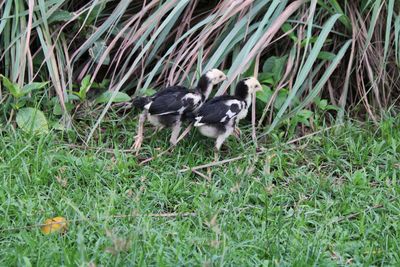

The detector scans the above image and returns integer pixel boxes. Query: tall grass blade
[268,14,342,133]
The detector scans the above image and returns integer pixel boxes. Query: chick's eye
[219,75,223,78]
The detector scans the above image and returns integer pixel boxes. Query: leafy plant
[95,91,131,104]
[286,109,314,137]
[0,75,48,109]
[0,75,49,134]
[52,75,113,115]
[68,75,92,101]
[16,107,49,134]
[0,0,398,139]
[261,56,288,87]
[315,98,338,112]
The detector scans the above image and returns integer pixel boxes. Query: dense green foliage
[0,0,399,136]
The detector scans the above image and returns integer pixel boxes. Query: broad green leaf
[81,75,91,90]
[48,10,74,24]
[317,51,336,61]
[326,104,339,111]
[262,56,277,73]
[143,88,156,96]
[0,75,22,98]
[22,82,48,95]
[297,109,313,119]
[12,99,27,109]
[92,79,110,89]
[256,85,273,103]
[16,108,49,134]
[52,121,66,131]
[95,91,131,104]
[67,94,81,101]
[78,75,92,100]
[53,102,74,116]
[259,73,274,85]
[281,23,297,42]
[274,89,289,110]
[316,99,328,110]
[262,56,287,85]
[272,56,288,83]
[300,36,319,47]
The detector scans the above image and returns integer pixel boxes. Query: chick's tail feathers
[132,96,151,110]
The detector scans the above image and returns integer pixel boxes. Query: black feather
[196,97,241,125]
[153,86,189,98]
[132,96,150,110]
[204,95,236,104]
[183,110,196,122]
[196,75,210,94]
[234,80,249,100]
[148,91,187,115]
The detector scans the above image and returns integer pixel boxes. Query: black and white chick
[132,69,227,151]
[192,77,262,155]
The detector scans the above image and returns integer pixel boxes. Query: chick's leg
[233,125,242,138]
[132,111,147,153]
[213,147,220,162]
[169,120,182,146]
[214,127,234,161]
[214,138,224,161]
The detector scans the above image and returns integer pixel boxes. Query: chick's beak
[256,85,263,92]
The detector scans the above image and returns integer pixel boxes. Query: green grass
[1,115,400,266]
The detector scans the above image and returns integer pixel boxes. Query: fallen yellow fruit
[41,216,67,234]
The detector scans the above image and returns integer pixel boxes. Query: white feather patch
[237,108,249,120]
[144,102,152,110]
[226,110,236,118]
[155,110,178,116]
[147,114,163,127]
[198,125,219,138]
[184,93,202,105]
[178,106,186,114]
[194,116,204,127]
[224,100,241,106]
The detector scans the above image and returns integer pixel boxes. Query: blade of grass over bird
[216,0,306,95]
[338,10,357,123]
[281,40,352,122]
[267,14,342,133]
[86,0,190,143]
